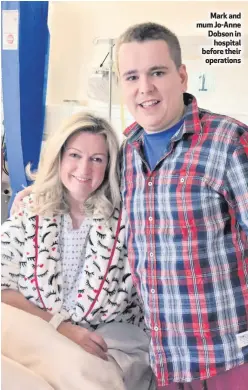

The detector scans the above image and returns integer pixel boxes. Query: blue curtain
[1,1,49,211]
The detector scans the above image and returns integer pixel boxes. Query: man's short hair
[116,22,182,69]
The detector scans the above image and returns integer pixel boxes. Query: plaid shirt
[120,93,248,386]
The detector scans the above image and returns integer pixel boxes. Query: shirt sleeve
[225,131,248,236]
[119,140,127,203]
[1,213,25,291]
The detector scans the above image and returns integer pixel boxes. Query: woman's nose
[78,158,92,175]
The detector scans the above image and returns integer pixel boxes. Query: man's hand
[10,186,33,215]
[58,321,108,361]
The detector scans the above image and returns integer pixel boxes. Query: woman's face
[60,131,108,203]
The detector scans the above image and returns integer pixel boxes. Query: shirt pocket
[171,173,229,231]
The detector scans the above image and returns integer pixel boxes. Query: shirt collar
[123,92,202,143]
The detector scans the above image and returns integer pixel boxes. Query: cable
[1,131,9,176]
[99,44,115,68]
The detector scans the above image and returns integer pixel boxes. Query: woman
[1,112,154,390]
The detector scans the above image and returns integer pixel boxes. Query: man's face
[118,40,188,133]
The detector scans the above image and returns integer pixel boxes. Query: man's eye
[152,71,165,77]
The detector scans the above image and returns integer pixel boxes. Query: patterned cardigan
[1,196,145,329]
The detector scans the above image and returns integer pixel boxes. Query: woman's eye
[70,153,80,158]
[126,75,138,82]
[92,157,103,163]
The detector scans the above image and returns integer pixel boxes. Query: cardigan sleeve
[1,211,26,291]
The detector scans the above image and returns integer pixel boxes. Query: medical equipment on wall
[87,38,119,122]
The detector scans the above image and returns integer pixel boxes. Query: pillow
[1,303,125,390]
[2,355,54,390]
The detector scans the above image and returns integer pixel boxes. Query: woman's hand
[1,292,108,360]
[10,186,33,215]
[58,321,108,361]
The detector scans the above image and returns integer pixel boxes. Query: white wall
[44,1,248,134]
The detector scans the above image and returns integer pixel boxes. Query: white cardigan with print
[1,196,145,329]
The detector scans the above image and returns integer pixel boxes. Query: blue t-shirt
[143,119,184,170]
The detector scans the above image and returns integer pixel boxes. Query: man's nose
[139,75,154,95]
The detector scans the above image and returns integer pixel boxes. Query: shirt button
[148,182,153,186]
[148,216,153,221]
[180,178,185,183]
[150,252,154,257]
[151,289,155,294]
[154,326,159,331]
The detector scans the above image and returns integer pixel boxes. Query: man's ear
[179,64,188,92]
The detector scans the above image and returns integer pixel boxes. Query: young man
[117,22,248,389]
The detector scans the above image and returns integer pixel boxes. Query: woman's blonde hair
[29,112,121,219]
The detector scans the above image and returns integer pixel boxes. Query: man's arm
[10,185,33,215]
[225,131,248,235]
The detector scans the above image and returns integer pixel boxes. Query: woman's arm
[1,209,52,321]
[1,213,25,291]
[2,201,108,360]
[1,290,108,360]
[1,289,52,321]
